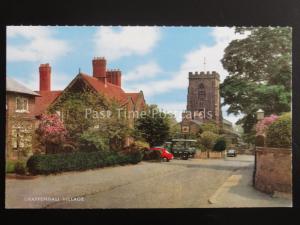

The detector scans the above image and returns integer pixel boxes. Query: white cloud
[221,104,245,124]
[123,61,162,81]
[156,102,187,122]
[131,27,248,97]
[13,70,72,91]
[94,26,160,61]
[7,26,70,62]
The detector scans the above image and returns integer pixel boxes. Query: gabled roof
[80,73,129,104]
[34,90,62,116]
[125,93,140,103]
[6,77,40,96]
[33,72,145,116]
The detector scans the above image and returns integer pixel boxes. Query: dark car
[227,149,237,157]
[168,139,197,160]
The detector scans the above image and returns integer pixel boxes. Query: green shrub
[133,140,150,150]
[199,121,220,134]
[26,151,142,175]
[6,160,16,173]
[266,112,292,148]
[213,138,227,151]
[199,131,219,150]
[78,130,109,152]
[14,161,27,175]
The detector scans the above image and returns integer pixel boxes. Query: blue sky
[6,26,245,124]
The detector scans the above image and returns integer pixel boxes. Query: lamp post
[256,109,265,121]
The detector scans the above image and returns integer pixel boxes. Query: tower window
[198,83,205,97]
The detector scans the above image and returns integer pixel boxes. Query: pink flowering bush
[36,114,68,153]
[256,114,279,136]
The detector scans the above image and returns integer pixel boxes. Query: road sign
[181,125,189,134]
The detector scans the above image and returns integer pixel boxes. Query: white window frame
[15,96,29,113]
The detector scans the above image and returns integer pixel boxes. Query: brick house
[6,77,40,160]
[34,57,146,148]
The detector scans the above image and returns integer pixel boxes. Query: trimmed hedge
[27,151,143,175]
[15,161,27,175]
[6,160,16,173]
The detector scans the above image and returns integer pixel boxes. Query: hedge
[6,160,16,173]
[27,151,143,175]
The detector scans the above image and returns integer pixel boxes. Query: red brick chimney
[106,69,122,87]
[92,57,107,83]
[115,70,121,87]
[39,63,51,91]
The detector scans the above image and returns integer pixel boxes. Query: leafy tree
[199,131,219,150]
[167,113,181,139]
[134,105,170,147]
[36,114,68,154]
[256,114,279,136]
[213,137,227,152]
[266,112,291,148]
[221,27,292,135]
[199,121,220,134]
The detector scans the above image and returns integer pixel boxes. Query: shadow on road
[166,160,253,172]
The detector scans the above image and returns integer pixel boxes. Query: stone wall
[194,151,224,159]
[209,151,225,159]
[194,151,208,159]
[254,147,292,194]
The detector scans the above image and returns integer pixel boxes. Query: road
[5,155,291,208]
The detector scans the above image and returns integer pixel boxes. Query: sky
[6,26,246,124]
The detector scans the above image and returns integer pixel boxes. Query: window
[198,83,205,97]
[15,97,28,112]
[11,124,32,150]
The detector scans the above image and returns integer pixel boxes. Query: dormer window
[15,97,29,113]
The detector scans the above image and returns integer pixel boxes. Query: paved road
[5,155,291,208]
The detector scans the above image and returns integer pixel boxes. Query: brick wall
[254,147,292,194]
[6,92,36,160]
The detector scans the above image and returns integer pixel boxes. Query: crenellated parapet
[188,71,220,80]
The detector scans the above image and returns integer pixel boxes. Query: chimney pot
[39,63,51,91]
[92,57,107,83]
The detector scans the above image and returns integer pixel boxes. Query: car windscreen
[172,142,185,149]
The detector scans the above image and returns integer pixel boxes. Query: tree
[221,27,292,135]
[134,105,170,147]
[36,114,67,154]
[199,121,219,134]
[213,137,227,152]
[256,114,279,136]
[167,113,181,139]
[199,131,219,150]
[266,112,291,148]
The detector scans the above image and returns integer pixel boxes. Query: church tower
[186,71,221,125]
